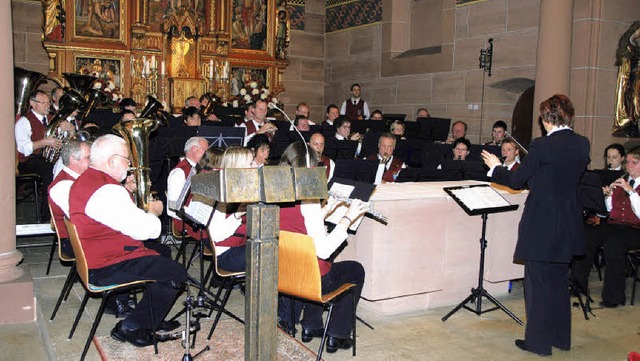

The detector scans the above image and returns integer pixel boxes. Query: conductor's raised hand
[481,150,501,168]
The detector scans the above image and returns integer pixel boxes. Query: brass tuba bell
[42,88,87,163]
[14,67,48,116]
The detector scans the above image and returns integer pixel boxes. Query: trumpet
[328,191,388,224]
[504,131,528,155]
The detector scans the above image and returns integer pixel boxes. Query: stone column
[0,0,34,324]
[532,0,574,137]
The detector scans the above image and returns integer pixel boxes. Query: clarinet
[327,191,388,223]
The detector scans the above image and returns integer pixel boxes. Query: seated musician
[167,136,209,240]
[438,137,472,167]
[246,133,270,167]
[207,147,253,271]
[197,147,225,172]
[238,99,276,145]
[182,106,202,127]
[390,120,406,140]
[277,141,367,354]
[16,90,75,219]
[69,134,187,347]
[332,116,362,157]
[601,147,640,308]
[605,143,626,171]
[199,93,221,122]
[293,114,311,132]
[309,133,334,182]
[370,109,383,121]
[445,120,467,144]
[484,120,507,146]
[322,104,340,126]
[501,138,520,171]
[364,132,406,184]
[48,139,91,257]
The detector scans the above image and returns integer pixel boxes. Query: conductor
[481,94,590,356]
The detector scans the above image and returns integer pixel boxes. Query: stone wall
[12,0,49,74]
[570,0,640,168]
[325,0,541,143]
[279,0,326,121]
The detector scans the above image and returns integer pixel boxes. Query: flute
[328,191,388,224]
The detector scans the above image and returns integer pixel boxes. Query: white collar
[546,125,571,136]
[62,166,80,179]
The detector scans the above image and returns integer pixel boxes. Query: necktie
[630,179,635,188]
[42,116,48,127]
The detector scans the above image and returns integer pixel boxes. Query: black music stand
[441,184,523,325]
[197,126,245,148]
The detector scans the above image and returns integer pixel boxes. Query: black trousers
[300,260,365,338]
[524,260,571,354]
[572,220,607,293]
[89,253,187,330]
[602,224,640,304]
[18,157,54,219]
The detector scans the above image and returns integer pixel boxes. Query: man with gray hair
[48,138,91,257]
[167,136,209,239]
[69,134,187,347]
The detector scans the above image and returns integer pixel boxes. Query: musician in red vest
[238,99,276,145]
[365,133,406,184]
[322,104,340,126]
[69,134,187,347]
[601,146,640,307]
[278,141,367,354]
[309,133,334,181]
[207,147,254,271]
[48,139,91,257]
[167,136,209,240]
[16,90,75,202]
[501,138,520,171]
[340,83,370,121]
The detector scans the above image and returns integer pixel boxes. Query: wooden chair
[277,230,357,361]
[49,204,77,321]
[205,233,245,340]
[64,219,158,361]
[627,249,640,305]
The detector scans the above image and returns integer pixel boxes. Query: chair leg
[63,272,78,302]
[174,236,187,264]
[317,303,334,361]
[630,256,639,306]
[289,297,296,337]
[69,291,90,339]
[186,243,200,271]
[50,264,76,321]
[33,179,41,223]
[80,297,108,361]
[206,278,228,318]
[207,278,236,340]
[352,291,357,356]
[142,285,158,355]
[45,238,57,275]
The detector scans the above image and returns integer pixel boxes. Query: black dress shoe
[277,319,297,337]
[301,328,324,343]
[105,299,134,318]
[515,339,551,357]
[111,321,154,347]
[326,336,353,353]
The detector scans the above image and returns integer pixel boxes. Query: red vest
[609,186,640,228]
[48,169,75,239]
[217,213,247,247]
[365,154,404,183]
[17,110,46,162]
[320,155,332,179]
[244,120,273,141]
[345,99,365,121]
[510,162,520,172]
[279,203,332,276]
[171,159,206,240]
[69,168,158,269]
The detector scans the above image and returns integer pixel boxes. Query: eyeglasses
[32,99,51,105]
[113,154,131,165]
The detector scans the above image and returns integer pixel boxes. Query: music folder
[444,184,519,216]
[325,177,377,232]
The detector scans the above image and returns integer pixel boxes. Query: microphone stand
[269,102,311,167]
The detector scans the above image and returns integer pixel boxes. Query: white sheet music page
[325,183,366,231]
[450,186,510,211]
[184,201,213,225]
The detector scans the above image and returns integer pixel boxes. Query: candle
[144,60,150,75]
[224,61,230,79]
[161,61,165,75]
[209,59,214,79]
[151,55,156,69]
[142,55,146,68]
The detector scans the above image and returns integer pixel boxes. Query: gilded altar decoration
[75,56,123,89]
[613,21,640,138]
[275,1,290,59]
[74,0,122,39]
[172,33,195,77]
[43,0,66,42]
[232,0,268,50]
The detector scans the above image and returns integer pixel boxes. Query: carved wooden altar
[42,0,290,112]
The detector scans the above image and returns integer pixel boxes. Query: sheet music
[184,201,214,226]
[325,183,365,231]
[449,186,510,211]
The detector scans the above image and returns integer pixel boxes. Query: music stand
[441,184,523,325]
[333,159,379,183]
[197,126,245,148]
[417,117,451,141]
[324,139,359,160]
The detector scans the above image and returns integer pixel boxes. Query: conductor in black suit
[481,94,590,357]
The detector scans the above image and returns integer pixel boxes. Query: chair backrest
[50,203,74,262]
[205,230,243,277]
[64,219,90,288]
[277,230,323,302]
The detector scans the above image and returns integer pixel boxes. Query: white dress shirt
[340,97,370,120]
[166,157,196,219]
[15,111,47,157]
[49,167,80,217]
[300,201,349,260]
[605,175,640,219]
[207,208,244,255]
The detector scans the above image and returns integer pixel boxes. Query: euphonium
[42,88,87,163]
[113,98,166,210]
[200,92,219,118]
[14,67,48,116]
[78,87,106,122]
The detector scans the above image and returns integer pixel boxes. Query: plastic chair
[49,204,77,321]
[277,230,357,361]
[205,233,245,340]
[64,219,158,361]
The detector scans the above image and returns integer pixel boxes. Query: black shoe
[277,319,297,337]
[105,299,134,318]
[599,300,623,308]
[156,320,181,332]
[301,328,324,343]
[111,321,154,347]
[515,339,551,357]
[326,336,353,353]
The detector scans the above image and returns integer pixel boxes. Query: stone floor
[3,233,640,361]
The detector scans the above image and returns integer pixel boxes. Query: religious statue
[275,2,290,59]
[172,32,195,77]
[43,0,65,42]
[613,21,640,137]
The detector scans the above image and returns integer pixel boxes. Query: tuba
[113,97,166,210]
[42,88,87,163]
[14,67,48,116]
[78,87,106,122]
[200,92,219,119]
